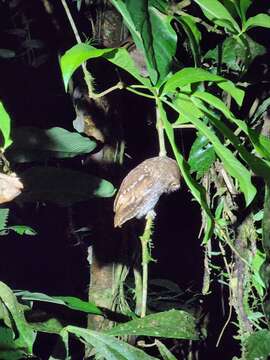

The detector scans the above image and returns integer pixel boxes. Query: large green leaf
[107,309,198,340]
[7,127,96,163]
[243,14,270,32]
[18,167,116,206]
[169,99,256,206]
[0,282,36,353]
[246,330,270,360]
[0,101,13,150]
[111,0,177,85]
[193,0,241,34]
[162,67,244,106]
[62,326,158,360]
[60,44,150,90]
[188,133,216,178]
[15,291,102,315]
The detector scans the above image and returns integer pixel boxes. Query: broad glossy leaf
[0,282,35,352]
[158,99,214,244]
[162,68,244,106]
[243,14,270,32]
[246,330,270,360]
[171,100,256,206]
[15,291,102,315]
[60,44,150,90]
[63,326,158,360]
[108,309,198,339]
[194,0,241,34]
[0,102,12,150]
[111,0,177,85]
[7,126,96,163]
[18,167,116,206]
[188,133,216,178]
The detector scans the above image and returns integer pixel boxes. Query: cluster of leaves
[1,0,270,359]
[60,0,270,359]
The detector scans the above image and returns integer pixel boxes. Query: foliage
[1,0,270,359]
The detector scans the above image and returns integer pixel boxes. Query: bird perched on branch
[113,156,181,227]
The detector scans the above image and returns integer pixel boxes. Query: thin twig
[60,0,95,97]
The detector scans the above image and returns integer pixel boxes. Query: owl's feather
[114,156,181,227]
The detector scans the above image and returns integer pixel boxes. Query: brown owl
[114,156,181,227]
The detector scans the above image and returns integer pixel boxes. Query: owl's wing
[113,167,154,227]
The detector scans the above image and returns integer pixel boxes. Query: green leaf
[7,126,96,163]
[15,291,102,316]
[251,250,266,297]
[60,44,150,90]
[62,325,158,360]
[107,309,198,340]
[191,93,270,180]
[0,282,36,353]
[192,91,270,159]
[193,0,241,34]
[54,296,102,315]
[188,133,216,178]
[6,225,37,236]
[251,97,270,126]
[155,339,177,360]
[171,99,257,206]
[111,0,177,85]
[246,330,270,360]
[0,48,16,59]
[243,14,270,32]
[239,0,252,22]
[0,208,9,230]
[0,102,13,150]
[0,327,26,359]
[18,167,116,206]
[204,35,266,71]
[176,15,201,66]
[158,99,214,244]
[162,68,244,106]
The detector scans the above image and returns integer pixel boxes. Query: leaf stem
[125,86,155,99]
[60,0,95,97]
[140,212,155,317]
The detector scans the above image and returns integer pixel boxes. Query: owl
[114,156,181,227]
